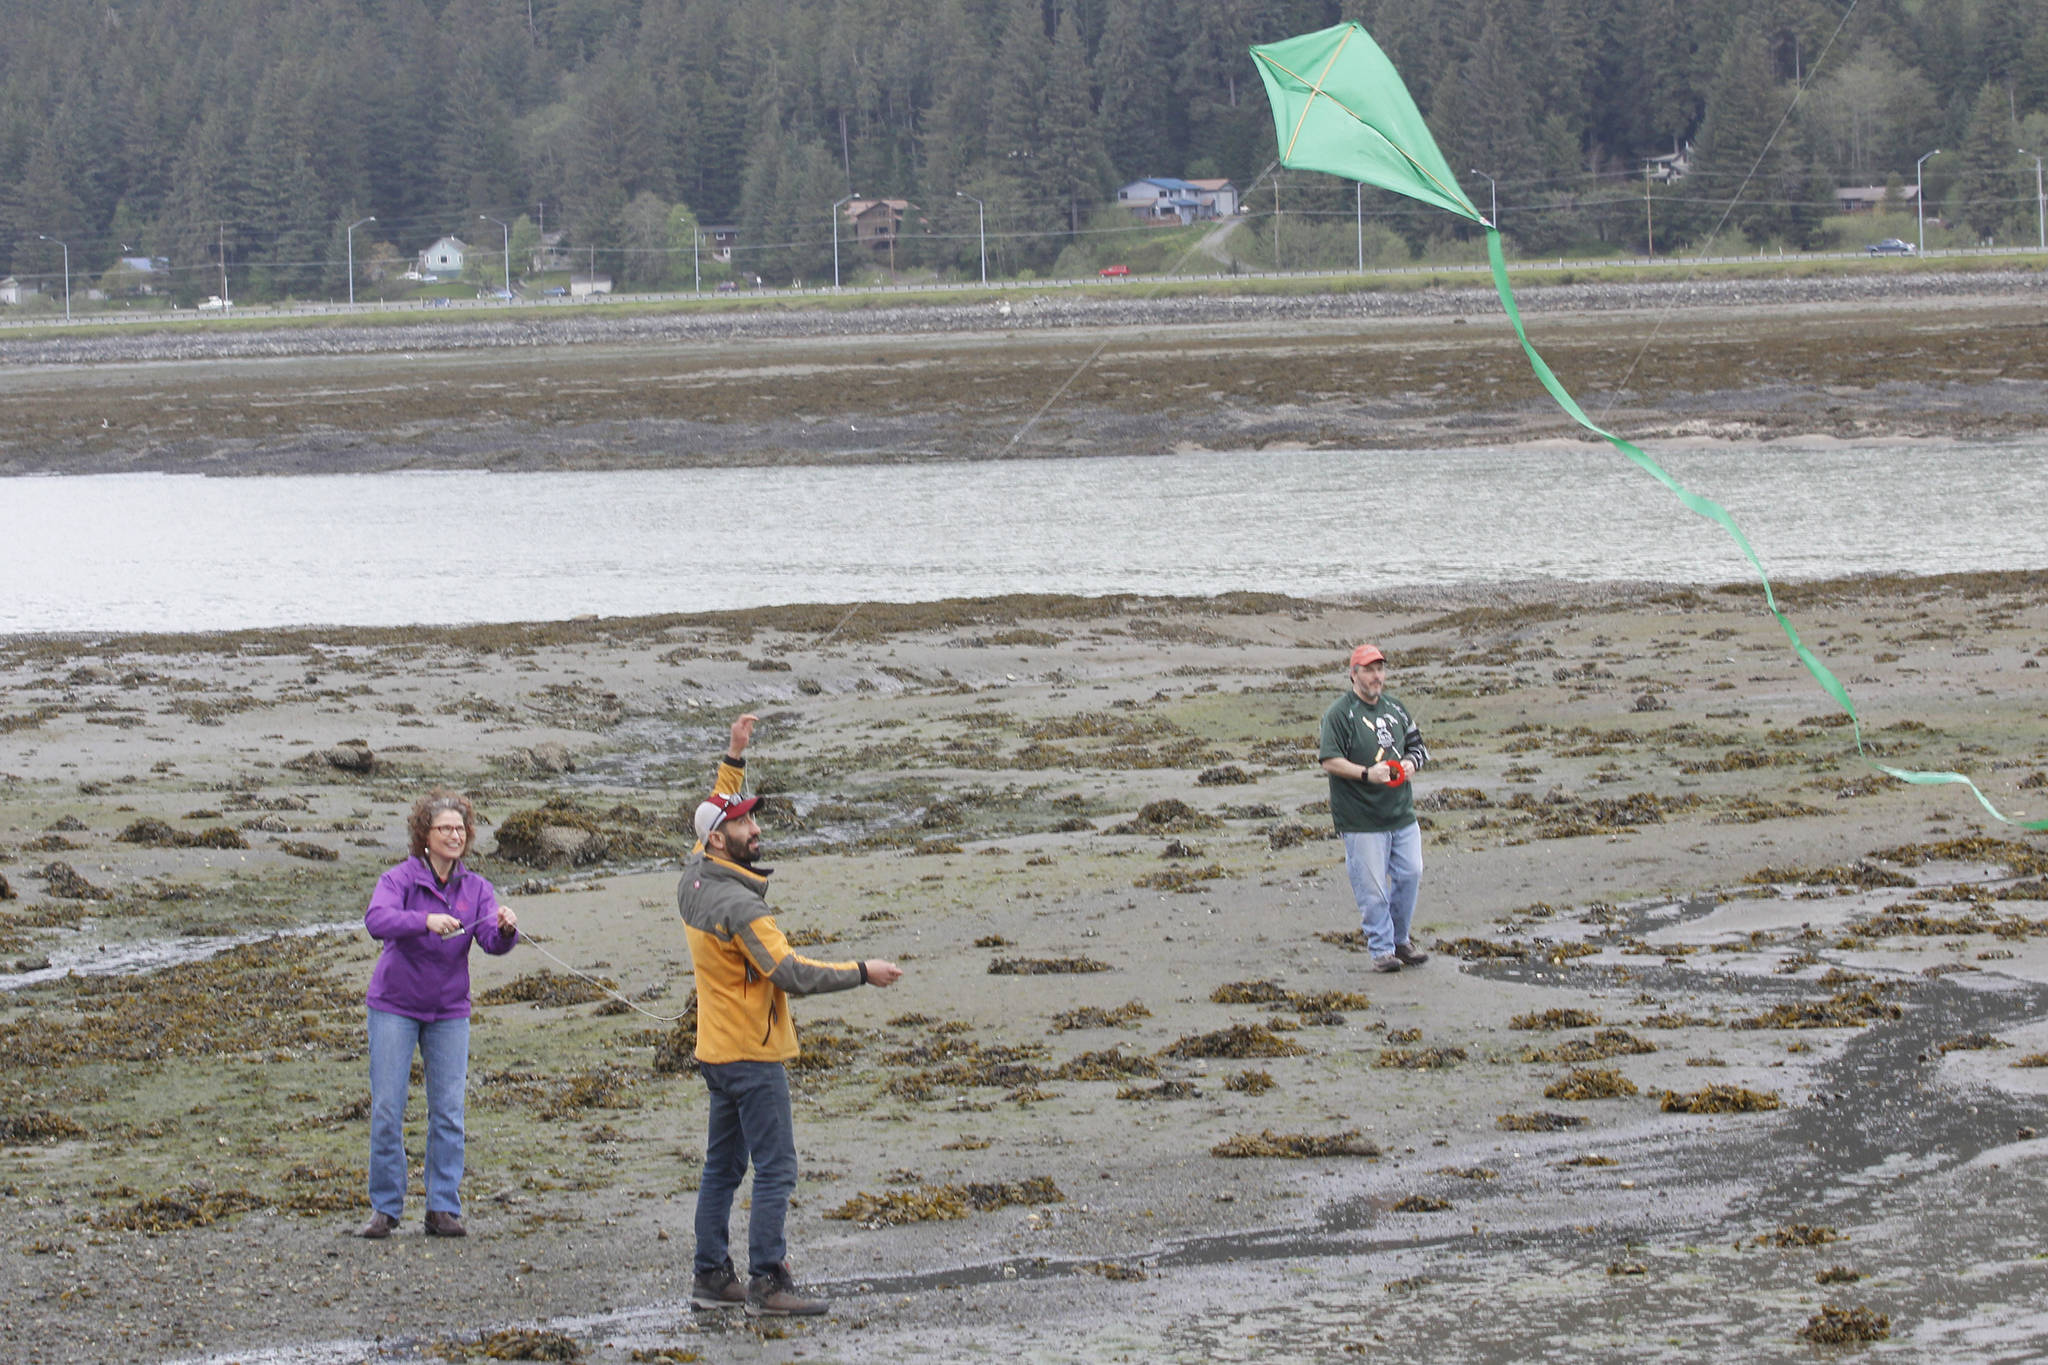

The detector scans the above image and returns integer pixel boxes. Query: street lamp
[1916,149,1941,257]
[1468,169,1498,230]
[1355,181,1365,272]
[832,192,861,289]
[346,216,375,306]
[36,235,68,320]
[2019,149,2046,252]
[478,214,510,297]
[955,191,986,286]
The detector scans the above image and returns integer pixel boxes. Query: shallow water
[6,440,2045,633]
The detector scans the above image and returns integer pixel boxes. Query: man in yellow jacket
[679,714,903,1317]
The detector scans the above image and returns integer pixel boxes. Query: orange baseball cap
[1348,644,1385,668]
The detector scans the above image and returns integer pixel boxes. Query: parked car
[716,280,739,292]
[1098,263,1130,277]
[196,295,232,311]
[401,270,425,281]
[1865,238,1914,255]
[542,286,568,297]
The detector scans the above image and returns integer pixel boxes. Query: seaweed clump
[96,1183,267,1233]
[1224,1069,1275,1094]
[1520,1029,1658,1064]
[1545,1068,1639,1100]
[0,1110,87,1144]
[1161,1023,1308,1060]
[1211,1129,1380,1158]
[116,819,250,850]
[1936,1031,2011,1053]
[1050,1000,1151,1032]
[1108,800,1223,835]
[825,1176,1065,1227]
[1391,1194,1451,1212]
[989,956,1113,975]
[1056,1047,1159,1081]
[1661,1085,1781,1114]
[1798,1305,1889,1344]
[1375,1047,1467,1070]
[1117,1080,1200,1101]
[1756,1223,1843,1247]
[441,1327,585,1360]
[1510,1008,1601,1030]
[1732,989,1900,1030]
[1497,1112,1588,1131]
[477,970,615,1009]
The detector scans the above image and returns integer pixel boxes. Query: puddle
[0,920,358,993]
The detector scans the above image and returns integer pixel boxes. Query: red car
[1098,264,1130,277]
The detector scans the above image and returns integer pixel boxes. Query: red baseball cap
[1349,644,1386,668]
[695,792,762,841]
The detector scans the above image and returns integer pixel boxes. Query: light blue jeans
[367,1008,470,1219]
[1343,823,1423,958]
[695,1060,798,1278]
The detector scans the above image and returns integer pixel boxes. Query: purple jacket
[364,856,516,1021]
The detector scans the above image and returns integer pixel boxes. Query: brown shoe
[356,1211,397,1240]
[423,1210,467,1238]
[1393,942,1429,966]
[747,1261,827,1316]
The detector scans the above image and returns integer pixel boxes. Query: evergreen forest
[3,0,2046,303]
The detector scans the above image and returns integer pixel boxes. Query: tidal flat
[3,576,2046,1362]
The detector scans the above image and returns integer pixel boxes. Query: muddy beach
[3,274,2048,477]
[3,572,2047,1362]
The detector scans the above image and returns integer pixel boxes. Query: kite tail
[1483,229,2045,832]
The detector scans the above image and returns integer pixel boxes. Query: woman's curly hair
[407,789,476,860]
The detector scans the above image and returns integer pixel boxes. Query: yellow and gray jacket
[677,758,864,1063]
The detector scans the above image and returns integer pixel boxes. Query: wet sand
[3,576,2047,1362]
[3,282,2048,476]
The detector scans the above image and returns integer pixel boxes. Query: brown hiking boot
[747,1261,828,1317]
[356,1211,397,1239]
[423,1209,467,1237]
[1393,942,1429,966]
[1372,954,1403,973]
[690,1261,747,1310]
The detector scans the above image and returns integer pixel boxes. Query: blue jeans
[694,1060,797,1278]
[1343,823,1423,958]
[367,1008,470,1219]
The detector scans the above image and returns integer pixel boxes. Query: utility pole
[1273,179,1281,270]
[219,223,229,308]
[1644,163,1654,258]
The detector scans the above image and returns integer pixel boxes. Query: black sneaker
[690,1261,746,1310]
[747,1261,828,1317]
[1393,942,1429,966]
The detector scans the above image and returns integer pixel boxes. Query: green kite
[1252,20,2043,831]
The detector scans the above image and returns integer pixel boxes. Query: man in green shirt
[1318,644,1430,973]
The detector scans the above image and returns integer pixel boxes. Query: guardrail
[2,243,2042,329]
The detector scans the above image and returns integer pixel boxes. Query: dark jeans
[694,1060,797,1278]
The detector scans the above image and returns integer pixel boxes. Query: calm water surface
[3,442,2042,633]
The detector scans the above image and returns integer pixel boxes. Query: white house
[1642,142,1692,184]
[0,275,39,305]
[1115,177,1238,224]
[418,236,468,276]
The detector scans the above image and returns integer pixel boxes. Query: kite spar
[1250,21,2044,831]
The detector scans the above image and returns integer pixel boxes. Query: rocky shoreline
[3,579,2046,1361]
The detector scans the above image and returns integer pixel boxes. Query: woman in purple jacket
[357,790,518,1239]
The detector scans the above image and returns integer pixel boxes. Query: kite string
[451,920,694,1022]
[1000,158,1283,456]
[1482,226,2044,832]
[1597,0,1861,417]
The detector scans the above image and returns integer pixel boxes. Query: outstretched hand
[864,960,904,987]
[728,712,759,757]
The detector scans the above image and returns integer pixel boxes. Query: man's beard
[722,832,761,864]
